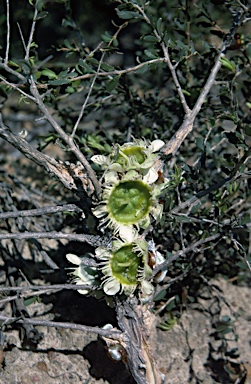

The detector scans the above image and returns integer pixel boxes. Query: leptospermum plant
[66,138,168,300]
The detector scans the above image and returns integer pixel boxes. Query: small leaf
[156,17,162,34]
[154,289,167,301]
[113,38,119,47]
[143,35,159,43]
[220,57,236,73]
[41,69,57,79]
[24,297,36,306]
[135,64,147,73]
[196,137,204,151]
[116,10,143,20]
[64,39,73,49]
[79,61,95,73]
[49,79,70,85]
[243,125,251,136]
[36,0,44,11]
[106,76,120,93]
[144,49,159,59]
[101,33,112,43]
[182,89,191,96]
[65,86,75,93]
[100,62,114,71]
[35,11,48,20]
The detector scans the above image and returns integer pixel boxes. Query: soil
[0,277,251,384]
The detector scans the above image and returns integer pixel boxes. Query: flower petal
[141,280,154,295]
[66,253,81,265]
[143,168,158,184]
[92,205,107,218]
[105,170,119,184]
[149,139,165,152]
[91,155,108,166]
[119,225,138,243]
[103,278,120,295]
[76,280,89,295]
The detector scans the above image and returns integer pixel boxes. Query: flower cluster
[92,139,167,234]
[66,138,168,299]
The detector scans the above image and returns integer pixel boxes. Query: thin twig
[0,75,35,101]
[0,316,123,339]
[72,58,165,82]
[0,283,97,293]
[132,2,191,115]
[29,77,102,197]
[0,204,83,220]
[153,233,221,276]
[17,22,27,53]
[0,231,104,246]
[71,22,128,137]
[0,63,26,82]
[25,0,38,61]
[4,0,10,64]
[71,53,105,137]
[0,284,99,305]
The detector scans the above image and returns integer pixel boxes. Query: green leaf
[219,114,237,123]
[88,57,99,65]
[101,33,112,43]
[24,297,36,306]
[154,289,167,301]
[49,79,70,85]
[65,86,75,93]
[220,57,236,73]
[106,76,120,93]
[156,17,162,34]
[143,35,159,43]
[182,89,191,96]
[41,69,57,79]
[36,0,44,11]
[243,125,251,136]
[116,10,143,20]
[64,39,73,50]
[79,61,95,73]
[135,64,147,73]
[144,49,159,59]
[113,38,119,47]
[196,137,204,151]
[100,62,114,71]
[35,11,48,20]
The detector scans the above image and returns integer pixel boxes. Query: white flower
[91,138,165,179]
[66,253,99,295]
[93,178,165,234]
[95,234,153,296]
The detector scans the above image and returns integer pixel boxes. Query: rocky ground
[0,277,251,384]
